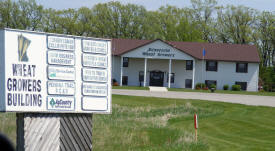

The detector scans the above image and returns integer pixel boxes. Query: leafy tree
[18,0,43,31]
[77,7,96,36]
[216,5,256,44]
[144,6,204,42]
[119,3,147,39]
[260,67,275,92]
[176,8,204,42]
[253,11,275,67]
[42,8,64,34]
[59,9,79,35]
[91,3,114,38]
[190,0,217,42]
[0,0,21,29]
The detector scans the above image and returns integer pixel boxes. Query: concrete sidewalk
[112,89,275,107]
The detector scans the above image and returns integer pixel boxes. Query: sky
[33,0,275,12]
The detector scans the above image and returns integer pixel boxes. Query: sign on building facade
[0,28,111,113]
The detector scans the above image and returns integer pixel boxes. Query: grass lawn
[0,113,16,143]
[93,95,275,151]
[1,95,275,150]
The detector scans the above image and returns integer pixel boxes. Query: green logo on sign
[49,73,56,78]
[50,98,56,108]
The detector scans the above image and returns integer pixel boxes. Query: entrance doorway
[149,71,164,86]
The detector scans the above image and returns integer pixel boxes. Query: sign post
[194,113,198,142]
[0,28,112,150]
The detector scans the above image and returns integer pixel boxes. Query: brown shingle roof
[112,38,260,63]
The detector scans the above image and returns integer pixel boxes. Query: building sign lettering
[47,81,75,95]
[82,83,107,96]
[7,63,42,107]
[47,36,75,51]
[82,68,107,82]
[47,51,75,66]
[142,48,175,58]
[82,54,107,68]
[82,40,107,54]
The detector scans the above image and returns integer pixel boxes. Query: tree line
[0,0,274,90]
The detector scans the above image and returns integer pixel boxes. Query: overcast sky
[34,0,274,12]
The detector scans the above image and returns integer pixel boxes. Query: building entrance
[149,71,164,86]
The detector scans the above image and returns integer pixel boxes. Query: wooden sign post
[0,28,112,151]
[17,113,93,151]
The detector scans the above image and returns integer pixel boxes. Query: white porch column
[120,57,123,86]
[168,59,172,88]
[192,59,196,89]
[143,58,147,87]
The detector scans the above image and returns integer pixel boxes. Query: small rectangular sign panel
[82,39,107,54]
[47,51,75,66]
[82,53,107,68]
[82,83,107,96]
[47,81,75,95]
[48,36,75,51]
[48,66,75,81]
[0,28,111,113]
[82,68,108,82]
[47,96,75,111]
[82,97,108,111]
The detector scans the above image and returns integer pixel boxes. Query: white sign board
[48,66,75,81]
[0,28,111,113]
[82,68,108,82]
[47,51,75,66]
[82,54,107,68]
[82,39,107,54]
[82,83,107,96]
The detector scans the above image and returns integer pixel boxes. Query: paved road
[112,89,275,107]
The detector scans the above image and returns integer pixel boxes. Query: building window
[167,73,175,83]
[235,82,247,90]
[236,63,248,73]
[185,79,192,88]
[205,80,217,88]
[139,71,144,82]
[122,76,128,85]
[123,57,129,67]
[206,61,218,71]
[186,60,193,70]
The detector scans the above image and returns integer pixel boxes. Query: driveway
[112,89,275,107]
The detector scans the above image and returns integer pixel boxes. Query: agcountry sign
[0,28,111,113]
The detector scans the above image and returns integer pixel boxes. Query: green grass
[169,88,275,96]
[112,86,149,90]
[0,113,16,144]
[93,95,275,151]
[1,95,275,150]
